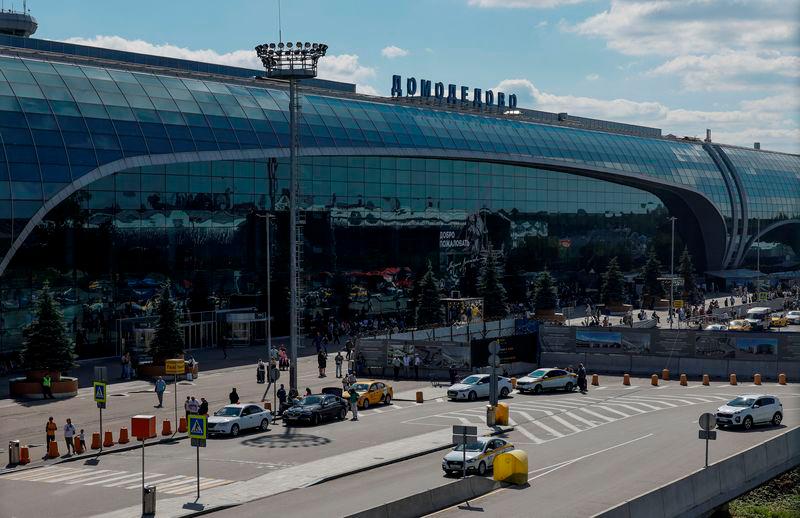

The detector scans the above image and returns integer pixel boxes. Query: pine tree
[21,285,76,373]
[149,283,185,364]
[479,248,508,320]
[641,247,664,306]
[601,256,626,307]
[532,270,557,312]
[415,260,444,327]
[679,247,701,305]
[458,260,480,298]
[505,267,528,304]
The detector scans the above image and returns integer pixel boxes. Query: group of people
[44,416,85,457]
[390,352,423,380]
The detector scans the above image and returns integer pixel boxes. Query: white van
[745,307,772,331]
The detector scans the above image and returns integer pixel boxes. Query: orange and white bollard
[161,419,172,436]
[178,417,187,433]
[680,373,688,386]
[118,427,130,444]
[702,374,710,386]
[651,374,659,386]
[91,432,101,450]
[623,373,630,386]
[779,373,787,385]
[754,374,762,386]
[416,391,424,403]
[591,374,599,386]
[729,373,737,385]
[662,369,670,381]
[19,446,30,464]
[73,436,83,454]
[103,430,114,447]
[47,441,60,459]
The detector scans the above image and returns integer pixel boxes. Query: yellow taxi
[728,319,752,332]
[344,380,393,409]
[770,315,789,327]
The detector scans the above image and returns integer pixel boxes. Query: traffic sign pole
[94,381,108,453]
[698,412,717,468]
[174,373,178,432]
[196,441,200,500]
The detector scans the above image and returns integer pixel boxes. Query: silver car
[442,437,514,476]
[716,395,783,430]
[207,404,271,437]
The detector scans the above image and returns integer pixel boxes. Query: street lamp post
[256,41,327,392]
[669,217,677,329]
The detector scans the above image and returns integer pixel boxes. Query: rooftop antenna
[277,0,282,44]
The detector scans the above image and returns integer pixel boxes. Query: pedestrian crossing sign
[93,381,107,403]
[188,414,207,440]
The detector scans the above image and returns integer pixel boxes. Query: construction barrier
[779,373,787,385]
[730,373,738,385]
[623,373,630,386]
[91,432,101,450]
[416,391,424,403]
[47,441,59,458]
[591,374,599,386]
[178,417,187,433]
[680,373,688,386]
[19,446,30,465]
[103,431,114,447]
[754,374,762,386]
[495,402,509,426]
[73,436,83,454]
[118,427,130,444]
[662,369,670,381]
[493,450,528,485]
[651,374,659,386]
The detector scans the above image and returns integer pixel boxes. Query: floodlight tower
[256,41,327,393]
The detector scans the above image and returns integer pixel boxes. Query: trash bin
[8,440,19,465]
[143,485,156,515]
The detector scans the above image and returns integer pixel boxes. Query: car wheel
[362,399,370,410]
[500,387,509,398]
[468,391,477,402]
[533,384,543,394]
[338,408,347,420]
[230,424,240,437]
[384,394,392,405]
[772,412,783,426]
[565,382,574,392]
[743,416,753,430]
[477,461,487,476]
[311,413,319,426]
[259,419,269,432]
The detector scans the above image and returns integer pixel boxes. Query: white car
[516,368,578,394]
[442,437,514,476]
[715,394,783,430]
[208,404,271,437]
[787,310,800,325]
[447,374,513,401]
[703,324,728,331]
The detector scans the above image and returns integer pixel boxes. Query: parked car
[447,374,513,401]
[343,380,393,409]
[208,404,271,437]
[703,324,728,331]
[442,437,514,476]
[716,394,783,430]
[727,319,752,332]
[516,368,578,394]
[786,310,800,325]
[282,394,349,425]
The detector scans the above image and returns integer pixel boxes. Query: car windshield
[460,376,482,385]
[728,397,756,407]
[213,407,241,417]
[528,369,548,378]
[297,396,322,405]
[454,442,484,452]
[351,383,370,392]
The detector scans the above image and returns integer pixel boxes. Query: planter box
[10,376,78,399]
[137,362,199,380]
[26,370,62,382]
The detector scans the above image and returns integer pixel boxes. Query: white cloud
[493,78,800,153]
[62,35,378,95]
[585,73,600,81]
[535,21,549,28]
[381,45,409,59]
[469,0,587,7]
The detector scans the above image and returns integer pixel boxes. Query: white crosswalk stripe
[507,417,545,444]
[0,466,233,494]
[579,408,616,423]
[550,414,584,433]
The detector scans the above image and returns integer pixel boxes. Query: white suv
[787,310,800,325]
[716,394,783,430]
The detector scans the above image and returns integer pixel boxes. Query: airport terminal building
[0,27,797,355]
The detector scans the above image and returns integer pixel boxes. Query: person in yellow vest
[45,416,57,448]
[42,374,54,399]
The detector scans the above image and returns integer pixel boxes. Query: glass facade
[0,46,797,356]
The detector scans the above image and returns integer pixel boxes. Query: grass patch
[728,467,800,518]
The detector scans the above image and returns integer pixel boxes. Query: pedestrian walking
[318,350,327,378]
[42,373,54,399]
[413,353,421,380]
[187,396,200,415]
[392,356,402,380]
[577,363,587,394]
[154,376,166,408]
[198,397,209,416]
[45,416,57,448]
[63,418,76,455]
[78,429,86,452]
[349,387,359,421]
[402,353,411,378]
[277,384,287,413]
[184,396,191,420]
[345,339,354,360]
[257,359,266,384]
[448,365,458,386]
[229,388,239,404]
[334,351,344,378]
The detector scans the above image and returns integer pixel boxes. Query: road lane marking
[97,473,152,487]
[579,408,617,423]
[63,469,120,484]
[550,414,584,433]
[594,405,630,418]
[623,396,679,407]
[528,419,565,438]
[563,411,598,428]
[122,475,186,489]
[616,399,662,410]
[507,417,544,444]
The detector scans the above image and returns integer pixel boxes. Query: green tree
[679,247,701,305]
[601,257,626,307]
[21,285,76,373]
[458,260,480,298]
[641,247,664,306]
[149,283,184,364]
[505,267,528,305]
[479,248,508,320]
[415,260,444,327]
[532,270,557,312]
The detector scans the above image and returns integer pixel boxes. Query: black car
[282,394,349,425]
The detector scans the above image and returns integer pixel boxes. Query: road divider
[494,449,528,485]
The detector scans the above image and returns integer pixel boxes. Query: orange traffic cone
[161,419,172,436]
[178,417,187,433]
[103,430,114,447]
[47,441,60,459]
[118,427,130,444]
[19,446,30,465]
[73,436,83,454]
[91,432,101,449]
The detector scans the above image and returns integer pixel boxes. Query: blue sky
[28,0,800,153]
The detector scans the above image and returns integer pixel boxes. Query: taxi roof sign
[165,359,185,375]
[188,415,207,440]
[93,381,107,403]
